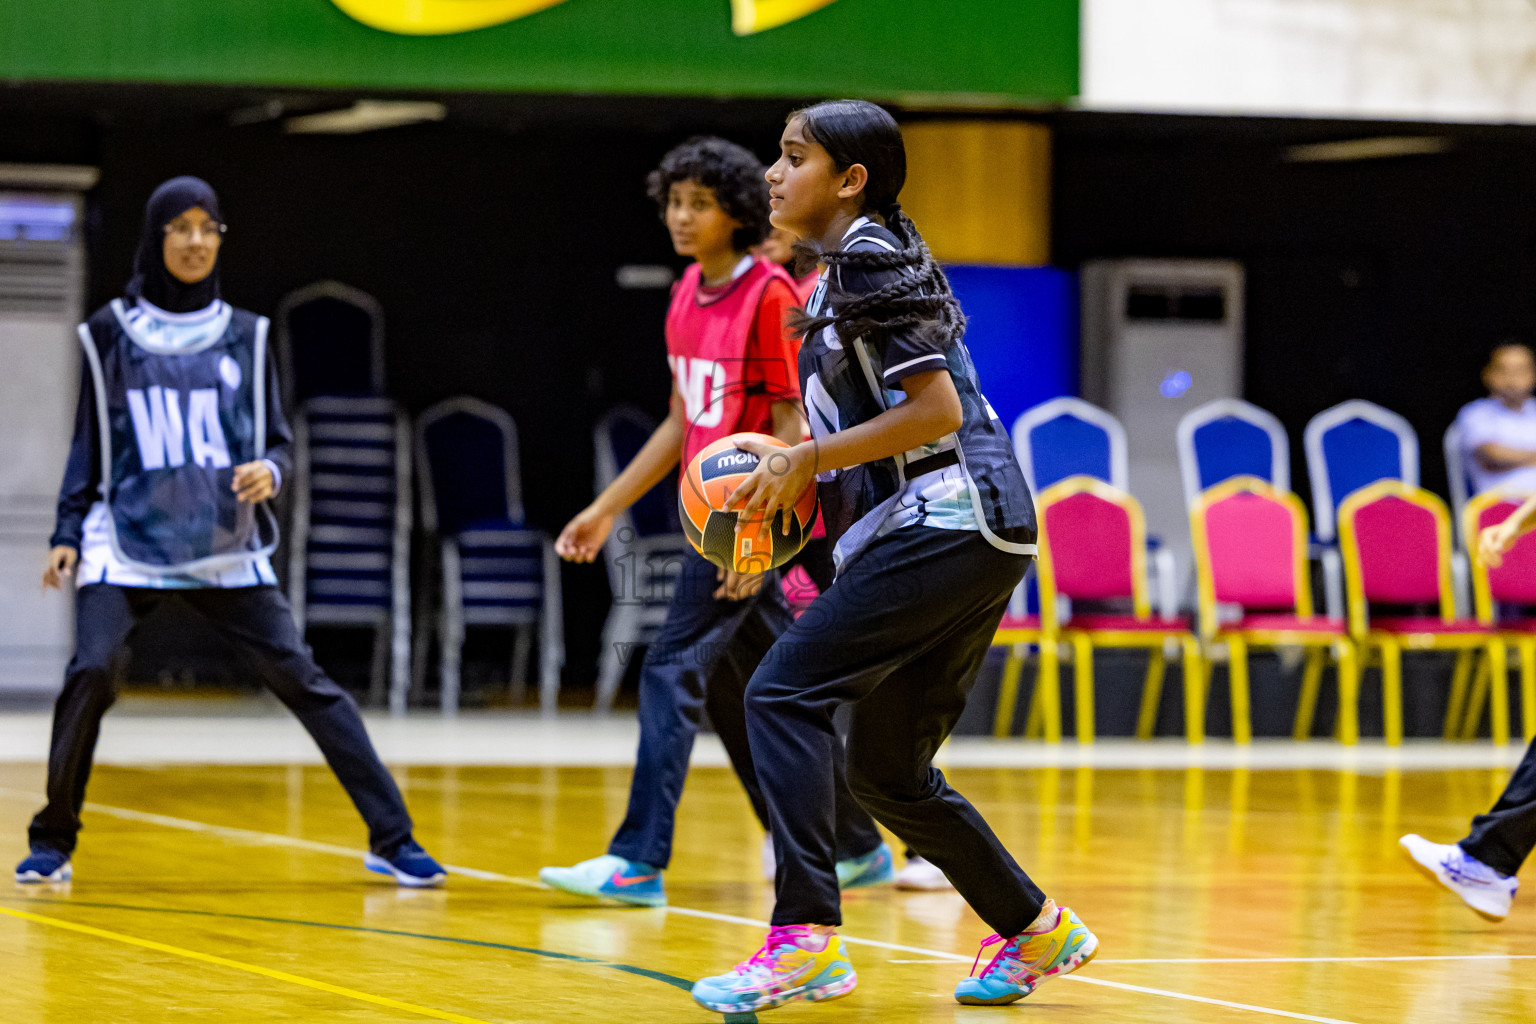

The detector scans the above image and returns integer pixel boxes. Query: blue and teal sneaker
[836,842,895,890]
[364,838,446,888]
[693,926,857,1013]
[15,846,71,884]
[954,901,1097,1005]
[539,854,665,907]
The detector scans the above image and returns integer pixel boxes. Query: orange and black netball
[680,432,818,574]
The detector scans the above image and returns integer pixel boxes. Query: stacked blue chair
[277,282,414,713]
[275,281,386,410]
[415,397,564,716]
[287,397,412,713]
[1015,397,1177,620]
[591,406,690,716]
[1303,400,1420,619]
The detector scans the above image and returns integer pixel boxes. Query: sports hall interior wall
[5,86,1533,732]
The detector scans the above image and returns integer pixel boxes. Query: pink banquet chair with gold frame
[1462,491,1536,742]
[1338,481,1505,746]
[1190,477,1358,744]
[997,476,1202,744]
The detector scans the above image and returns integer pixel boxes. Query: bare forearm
[1510,493,1536,536]
[769,401,805,448]
[803,370,962,474]
[1474,443,1536,471]
[591,410,684,515]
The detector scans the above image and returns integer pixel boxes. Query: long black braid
[784,101,967,353]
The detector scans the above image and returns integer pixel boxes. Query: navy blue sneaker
[16,846,71,884]
[364,838,445,888]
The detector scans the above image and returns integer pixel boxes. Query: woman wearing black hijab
[17,177,444,887]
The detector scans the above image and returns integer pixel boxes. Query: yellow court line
[0,906,505,1024]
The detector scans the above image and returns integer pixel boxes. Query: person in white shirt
[1456,342,1536,495]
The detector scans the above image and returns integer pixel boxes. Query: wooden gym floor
[1,759,1533,1023]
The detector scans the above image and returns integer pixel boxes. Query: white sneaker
[761,834,776,882]
[1400,834,1518,922]
[895,855,954,892]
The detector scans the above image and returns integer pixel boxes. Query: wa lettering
[127,387,232,471]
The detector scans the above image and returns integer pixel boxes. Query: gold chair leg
[993,643,1027,738]
[1335,638,1360,746]
[1023,680,1043,739]
[1039,639,1062,744]
[1521,640,1536,743]
[1183,638,1206,744]
[1444,650,1475,741]
[1294,647,1326,740]
[1488,641,1511,747]
[1071,633,1096,744]
[1462,655,1492,741]
[1228,636,1252,745]
[1136,647,1167,741]
[1381,638,1404,747]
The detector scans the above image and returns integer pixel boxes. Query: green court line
[3,895,756,1024]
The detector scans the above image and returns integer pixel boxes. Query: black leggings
[1461,732,1536,875]
[29,584,415,856]
[746,527,1046,932]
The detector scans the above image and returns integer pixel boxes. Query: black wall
[10,88,1536,702]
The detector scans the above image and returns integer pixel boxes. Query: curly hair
[784,101,966,355]
[646,136,772,252]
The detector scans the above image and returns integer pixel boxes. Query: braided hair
[786,100,966,352]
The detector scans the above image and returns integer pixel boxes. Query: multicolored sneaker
[364,838,446,888]
[692,926,857,1013]
[954,901,1098,1005]
[1400,834,1518,922]
[538,854,665,907]
[836,842,895,890]
[15,846,71,884]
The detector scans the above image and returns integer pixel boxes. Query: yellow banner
[329,0,837,36]
[730,0,837,36]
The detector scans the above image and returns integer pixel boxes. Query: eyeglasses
[163,220,226,242]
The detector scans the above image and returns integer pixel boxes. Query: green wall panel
[0,0,1078,104]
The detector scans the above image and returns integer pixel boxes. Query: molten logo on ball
[681,432,818,574]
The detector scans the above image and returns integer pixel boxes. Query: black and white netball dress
[16,177,444,889]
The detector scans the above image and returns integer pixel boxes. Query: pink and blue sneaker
[539,854,665,907]
[954,900,1098,1005]
[692,926,857,1013]
[836,842,895,890]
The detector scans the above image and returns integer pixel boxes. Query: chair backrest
[1177,398,1290,510]
[1303,400,1420,543]
[416,397,522,537]
[1466,491,1536,619]
[1036,476,1148,626]
[1444,422,1475,547]
[1337,480,1455,634]
[1013,397,1128,492]
[595,405,681,539]
[276,281,385,409]
[1189,476,1312,637]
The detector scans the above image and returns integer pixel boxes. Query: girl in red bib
[540,137,890,907]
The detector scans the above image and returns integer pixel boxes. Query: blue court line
[2,895,756,1024]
